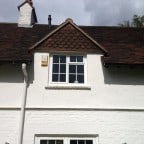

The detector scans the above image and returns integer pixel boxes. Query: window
[70,140,93,144]
[40,139,92,144]
[36,136,98,144]
[50,54,86,84]
[40,140,63,144]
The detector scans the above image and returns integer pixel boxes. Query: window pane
[56,140,63,144]
[53,64,59,73]
[70,140,77,144]
[49,140,55,144]
[52,74,58,82]
[60,74,66,82]
[69,65,76,73]
[78,140,85,144]
[70,56,76,62]
[60,64,66,73]
[77,56,83,62]
[53,55,59,63]
[77,65,84,73]
[60,56,66,63]
[77,75,84,83]
[86,140,93,144]
[69,74,76,83]
[40,140,47,144]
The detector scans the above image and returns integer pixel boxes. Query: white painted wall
[0,110,20,144]
[1,110,144,144]
[0,64,23,107]
[1,53,144,109]
[23,110,144,144]
[26,52,144,109]
[1,53,144,144]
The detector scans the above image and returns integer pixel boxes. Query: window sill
[45,85,91,90]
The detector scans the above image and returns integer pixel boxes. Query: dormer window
[49,54,86,84]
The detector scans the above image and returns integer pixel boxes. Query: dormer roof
[29,18,107,54]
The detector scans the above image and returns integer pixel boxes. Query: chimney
[48,15,52,28]
[27,0,33,6]
[18,0,37,27]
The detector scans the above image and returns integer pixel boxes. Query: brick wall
[1,110,144,144]
[0,110,20,144]
[16,110,144,144]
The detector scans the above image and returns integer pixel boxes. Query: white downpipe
[18,63,28,144]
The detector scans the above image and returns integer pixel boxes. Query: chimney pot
[26,0,33,6]
[48,15,52,28]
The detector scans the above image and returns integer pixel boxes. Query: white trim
[1,107,144,111]
[45,85,91,90]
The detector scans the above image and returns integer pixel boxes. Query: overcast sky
[0,0,144,26]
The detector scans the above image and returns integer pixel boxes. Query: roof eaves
[0,59,32,64]
[101,56,144,67]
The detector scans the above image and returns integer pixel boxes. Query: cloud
[84,0,144,26]
[0,0,144,26]
[0,0,90,25]
[0,0,20,22]
[34,0,90,25]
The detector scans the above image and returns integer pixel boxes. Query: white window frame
[35,135,98,144]
[49,54,87,86]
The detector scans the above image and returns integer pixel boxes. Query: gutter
[18,63,28,144]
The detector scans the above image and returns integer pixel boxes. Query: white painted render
[0,53,144,109]
[0,64,23,107]
[1,53,144,144]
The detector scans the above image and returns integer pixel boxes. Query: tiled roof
[30,19,107,54]
[81,26,144,65]
[0,23,56,62]
[0,22,144,65]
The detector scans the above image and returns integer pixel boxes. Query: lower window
[36,136,98,144]
[40,139,93,144]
